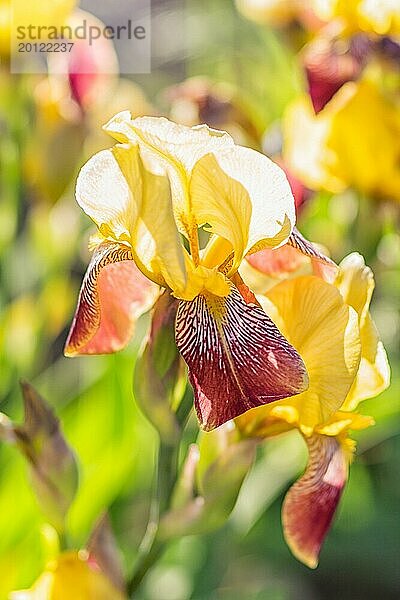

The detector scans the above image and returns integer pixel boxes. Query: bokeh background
[0,0,399,598]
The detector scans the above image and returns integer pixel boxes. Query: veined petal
[247,228,337,280]
[175,284,308,431]
[65,242,158,356]
[76,141,186,293]
[288,228,338,281]
[282,434,348,568]
[75,145,141,243]
[260,276,361,434]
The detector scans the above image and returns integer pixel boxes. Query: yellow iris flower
[65,113,321,430]
[312,0,400,36]
[283,79,400,202]
[236,251,390,567]
[11,552,125,600]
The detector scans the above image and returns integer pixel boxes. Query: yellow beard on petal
[174,265,230,301]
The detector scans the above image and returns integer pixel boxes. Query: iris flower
[64,112,326,430]
[236,252,390,567]
[283,79,400,202]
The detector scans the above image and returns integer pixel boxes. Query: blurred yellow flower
[312,0,400,36]
[283,79,400,202]
[0,0,76,57]
[10,552,126,600]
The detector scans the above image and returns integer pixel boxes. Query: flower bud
[160,424,256,538]
[5,382,79,531]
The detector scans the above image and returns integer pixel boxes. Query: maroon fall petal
[175,284,308,431]
[282,434,348,568]
[65,242,157,355]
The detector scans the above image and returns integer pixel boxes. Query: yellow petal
[283,95,345,194]
[335,253,374,325]
[130,152,187,293]
[342,313,390,409]
[76,142,187,293]
[11,552,126,600]
[104,112,234,238]
[191,146,296,272]
[335,253,390,409]
[259,276,361,434]
[324,81,400,201]
[75,145,140,244]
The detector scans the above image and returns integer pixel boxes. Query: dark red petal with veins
[282,434,348,568]
[65,242,157,355]
[175,284,308,431]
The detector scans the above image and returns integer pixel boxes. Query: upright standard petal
[76,142,187,293]
[336,253,390,409]
[191,146,296,272]
[75,145,141,243]
[175,284,308,431]
[260,276,361,434]
[104,112,234,239]
[282,434,347,569]
[130,152,187,294]
[65,242,158,356]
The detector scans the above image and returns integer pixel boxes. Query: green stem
[127,387,193,597]
[127,442,178,596]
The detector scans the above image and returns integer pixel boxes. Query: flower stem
[127,387,193,596]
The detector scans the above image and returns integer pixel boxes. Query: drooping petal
[259,276,361,434]
[175,284,308,431]
[245,227,337,288]
[191,146,296,271]
[282,433,348,569]
[65,242,158,356]
[335,253,390,409]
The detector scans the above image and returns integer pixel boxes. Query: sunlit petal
[75,145,141,243]
[130,153,187,293]
[260,276,361,434]
[175,284,308,430]
[336,253,390,409]
[104,112,234,237]
[64,242,158,356]
[191,146,295,271]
